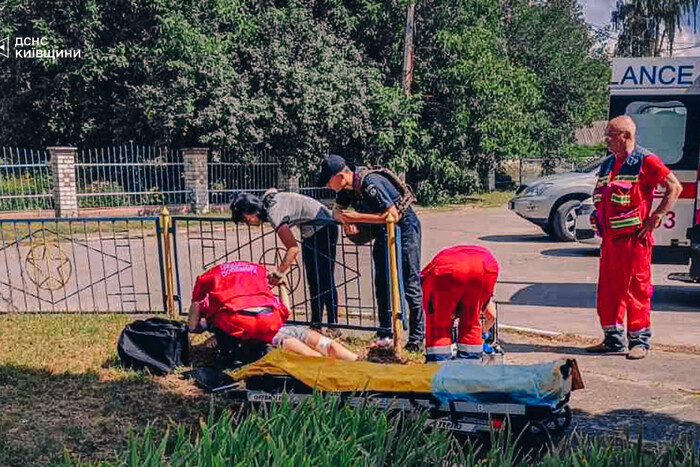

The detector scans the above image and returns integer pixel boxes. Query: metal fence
[0,212,392,333]
[170,217,389,331]
[76,144,187,208]
[0,147,54,211]
[208,147,280,205]
[0,217,166,313]
[297,170,335,201]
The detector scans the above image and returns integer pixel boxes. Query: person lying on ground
[187,261,357,362]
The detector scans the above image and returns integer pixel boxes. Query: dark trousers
[373,210,424,343]
[302,224,339,328]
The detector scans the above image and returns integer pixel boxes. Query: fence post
[277,166,300,192]
[483,167,495,192]
[182,147,209,213]
[385,214,404,354]
[48,147,78,217]
[160,206,176,318]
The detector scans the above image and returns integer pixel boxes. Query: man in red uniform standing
[588,116,681,359]
[421,245,499,362]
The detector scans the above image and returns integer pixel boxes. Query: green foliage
[568,143,607,162]
[612,0,698,56]
[76,395,466,466]
[506,0,611,160]
[66,404,700,466]
[0,172,53,211]
[0,0,609,205]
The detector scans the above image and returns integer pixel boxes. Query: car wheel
[540,224,554,237]
[553,200,581,242]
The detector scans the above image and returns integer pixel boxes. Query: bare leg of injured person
[276,284,358,361]
[281,329,358,361]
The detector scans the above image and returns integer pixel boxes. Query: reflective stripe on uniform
[614,175,639,182]
[609,215,641,229]
[628,327,651,337]
[610,193,631,205]
[456,343,483,354]
[426,345,453,356]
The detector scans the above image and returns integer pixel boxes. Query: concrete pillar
[483,167,496,192]
[182,147,209,213]
[48,147,78,217]
[276,165,300,192]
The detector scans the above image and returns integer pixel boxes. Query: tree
[505,0,610,164]
[612,0,699,56]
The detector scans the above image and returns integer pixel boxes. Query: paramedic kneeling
[187,261,289,360]
[187,261,357,361]
[421,246,499,362]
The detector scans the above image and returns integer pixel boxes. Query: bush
[0,172,53,211]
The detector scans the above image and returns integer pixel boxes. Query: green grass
[66,395,465,467]
[416,190,515,211]
[2,315,699,466]
[62,402,700,467]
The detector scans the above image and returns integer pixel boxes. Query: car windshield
[574,157,605,173]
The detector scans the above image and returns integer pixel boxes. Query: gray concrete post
[182,147,210,213]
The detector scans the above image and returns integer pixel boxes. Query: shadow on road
[501,281,700,312]
[502,341,592,356]
[479,234,553,243]
[540,247,600,258]
[572,408,700,443]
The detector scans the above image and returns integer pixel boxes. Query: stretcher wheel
[522,420,553,451]
[545,405,572,434]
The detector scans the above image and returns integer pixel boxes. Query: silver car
[573,198,601,244]
[508,159,602,241]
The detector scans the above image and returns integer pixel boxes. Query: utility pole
[402,3,416,97]
[399,2,416,183]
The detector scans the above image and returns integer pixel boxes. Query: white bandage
[317,337,332,356]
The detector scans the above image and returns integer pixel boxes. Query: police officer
[318,155,424,351]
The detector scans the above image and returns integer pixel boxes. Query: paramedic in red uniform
[421,245,499,362]
[187,261,357,361]
[588,116,681,360]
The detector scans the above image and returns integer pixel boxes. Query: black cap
[317,154,347,187]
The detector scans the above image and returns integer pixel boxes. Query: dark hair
[230,193,265,223]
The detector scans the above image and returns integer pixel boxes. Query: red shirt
[610,154,670,209]
[192,262,286,318]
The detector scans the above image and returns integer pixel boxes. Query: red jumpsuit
[192,261,289,343]
[421,246,499,361]
[592,149,670,349]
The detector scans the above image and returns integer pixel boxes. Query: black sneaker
[404,341,424,353]
[585,342,627,354]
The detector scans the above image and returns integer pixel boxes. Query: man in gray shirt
[231,190,339,333]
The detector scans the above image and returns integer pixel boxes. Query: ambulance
[575,56,700,284]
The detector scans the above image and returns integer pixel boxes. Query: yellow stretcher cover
[232,349,439,393]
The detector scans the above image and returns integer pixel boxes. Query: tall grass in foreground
[67,394,700,467]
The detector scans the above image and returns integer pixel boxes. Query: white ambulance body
[609,57,700,282]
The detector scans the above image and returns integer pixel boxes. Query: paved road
[418,206,700,349]
[420,206,700,442]
[502,332,700,442]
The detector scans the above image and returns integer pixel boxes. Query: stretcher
[187,349,583,442]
